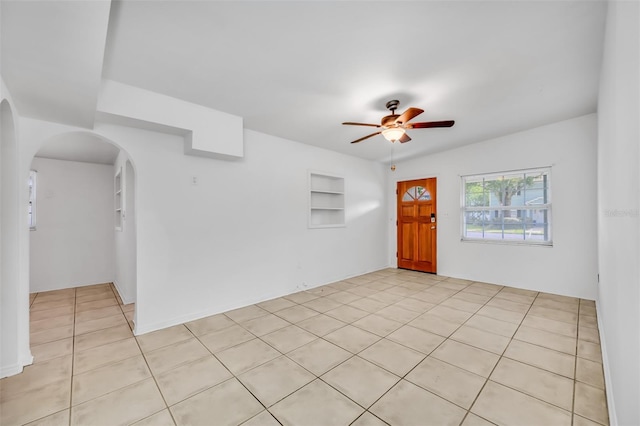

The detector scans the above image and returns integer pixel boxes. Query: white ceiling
[35,133,120,165]
[2,1,607,163]
[1,0,111,128]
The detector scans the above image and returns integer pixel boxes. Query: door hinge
[395,220,398,226]
[396,251,398,258]
[395,189,398,195]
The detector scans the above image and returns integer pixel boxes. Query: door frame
[395,175,439,273]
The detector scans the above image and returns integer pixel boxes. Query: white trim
[0,362,24,379]
[28,169,37,230]
[112,279,134,305]
[463,205,551,212]
[460,238,553,247]
[461,166,552,180]
[308,170,345,229]
[134,264,391,336]
[596,298,618,426]
[114,167,123,231]
[461,167,552,245]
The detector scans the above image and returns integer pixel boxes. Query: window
[28,170,37,230]
[462,168,551,245]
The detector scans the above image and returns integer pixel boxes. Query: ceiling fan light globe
[382,127,406,142]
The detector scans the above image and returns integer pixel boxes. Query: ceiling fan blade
[395,107,424,125]
[342,122,382,127]
[399,133,412,143]
[350,131,381,144]
[407,120,455,129]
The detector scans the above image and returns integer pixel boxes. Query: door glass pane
[403,186,416,201]
[404,186,432,201]
[417,186,431,200]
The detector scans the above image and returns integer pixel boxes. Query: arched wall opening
[1,99,30,377]
[28,131,138,337]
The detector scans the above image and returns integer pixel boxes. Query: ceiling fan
[343,100,455,144]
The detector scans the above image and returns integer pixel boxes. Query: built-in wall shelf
[115,168,123,231]
[309,171,345,228]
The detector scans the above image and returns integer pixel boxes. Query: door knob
[431,226,436,230]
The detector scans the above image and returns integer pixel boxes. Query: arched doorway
[27,131,138,360]
[1,99,31,378]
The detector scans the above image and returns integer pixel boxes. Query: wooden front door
[397,178,437,273]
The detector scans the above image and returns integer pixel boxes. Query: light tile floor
[0,269,609,426]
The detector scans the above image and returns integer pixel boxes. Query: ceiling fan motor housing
[383,100,401,126]
[382,115,400,127]
[385,100,400,112]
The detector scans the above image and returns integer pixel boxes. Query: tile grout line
[133,323,179,426]
[74,285,162,425]
[281,280,402,422]
[329,277,476,421]
[461,289,587,421]
[68,287,77,426]
[19,271,603,426]
[186,319,287,425]
[112,283,179,426]
[190,287,389,423]
[228,303,393,421]
[455,283,538,424]
[572,300,583,425]
[319,279,477,421]
[380,279,492,421]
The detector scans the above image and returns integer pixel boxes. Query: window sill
[460,238,553,247]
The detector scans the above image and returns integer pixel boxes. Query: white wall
[18,118,389,335]
[0,98,33,378]
[29,157,115,292]
[1,78,32,378]
[103,125,389,334]
[388,114,598,300]
[97,80,243,159]
[113,152,137,304]
[597,1,640,425]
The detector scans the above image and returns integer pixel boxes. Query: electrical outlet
[191,176,198,185]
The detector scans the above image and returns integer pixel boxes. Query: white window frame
[28,170,37,230]
[461,167,552,246]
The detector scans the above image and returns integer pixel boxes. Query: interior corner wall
[95,123,389,334]
[388,114,598,300]
[29,157,115,292]
[1,78,32,378]
[1,97,25,377]
[113,151,137,304]
[596,1,640,425]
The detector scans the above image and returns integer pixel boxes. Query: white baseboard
[596,298,618,426]
[135,264,391,336]
[112,279,135,305]
[1,349,34,379]
[134,288,290,336]
[0,362,24,379]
